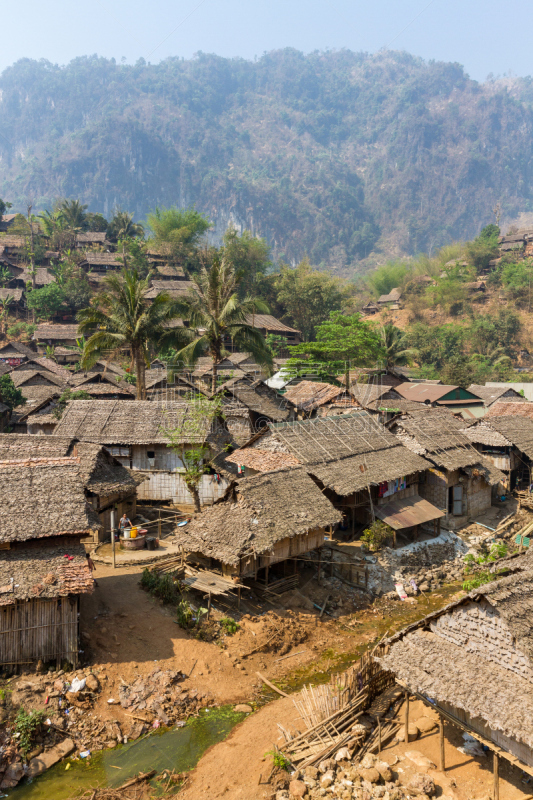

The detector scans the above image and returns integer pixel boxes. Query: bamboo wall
[0,596,79,668]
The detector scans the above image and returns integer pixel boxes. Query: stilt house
[378,569,533,776]
[226,413,443,543]
[175,467,341,582]
[463,415,533,490]
[388,408,504,528]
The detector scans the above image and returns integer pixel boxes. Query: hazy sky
[1,0,532,83]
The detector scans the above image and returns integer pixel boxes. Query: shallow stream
[8,707,246,799]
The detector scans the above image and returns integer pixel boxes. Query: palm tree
[380,323,418,369]
[174,256,273,392]
[77,268,183,399]
[107,210,144,248]
[59,199,88,231]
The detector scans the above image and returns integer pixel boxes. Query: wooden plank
[256,672,289,697]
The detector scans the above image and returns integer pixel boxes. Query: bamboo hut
[388,408,504,528]
[0,456,101,669]
[377,569,533,781]
[0,434,141,541]
[463,415,533,490]
[174,467,341,583]
[226,413,442,542]
[53,400,231,507]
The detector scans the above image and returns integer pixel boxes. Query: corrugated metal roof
[396,382,482,404]
[375,495,445,530]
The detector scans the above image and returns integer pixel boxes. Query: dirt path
[177,694,299,800]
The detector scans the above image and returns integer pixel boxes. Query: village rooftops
[226,412,432,495]
[283,380,353,412]
[377,569,533,751]
[487,401,533,420]
[145,280,195,299]
[389,408,502,477]
[377,288,402,304]
[34,323,80,341]
[467,384,525,406]
[465,416,533,460]
[214,377,293,423]
[0,434,140,499]
[0,288,23,303]
[82,252,122,267]
[244,314,301,337]
[174,467,341,567]
[53,399,221,445]
[395,382,484,406]
[0,341,34,358]
[0,538,94,606]
[76,232,109,245]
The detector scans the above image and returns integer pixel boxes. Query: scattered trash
[80,750,91,758]
[70,677,86,693]
[395,582,408,601]
[65,763,71,771]
[152,720,161,729]
[107,698,118,704]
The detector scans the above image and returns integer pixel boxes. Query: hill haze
[2,49,533,273]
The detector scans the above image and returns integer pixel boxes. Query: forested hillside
[3,49,533,272]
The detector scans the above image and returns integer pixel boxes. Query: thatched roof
[12,369,65,389]
[145,280,195,299]
[0,434,140,498]
[266,413,397,464]
[466,416,533,460]
[377,570,533,749]
[83,252,122,266]
[245,314,301,335]
[215,377,293,422]
[153,265,186,279]
[70,372,135,396]
[17,357,71,381]
[35,324,80,341]
[0,288,23,302]
[0,538,94,605]
[13,385,61,419]
[53,399,221,445]
[0,341,34,357]
[467,384,524,406]
[76,232,108,244]
[18,268,55,286]
[283,381,347,411]
[176,468,340,566]
[389,408,486,471]
[0,458,101,542]
[308,447,431,496]
[487,401,533,420]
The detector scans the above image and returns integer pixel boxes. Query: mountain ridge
[2,48,533,274]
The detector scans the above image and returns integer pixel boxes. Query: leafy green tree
[287,312,382,383]
[63,276,92,314]
[58,199,88,231]
[147,206,210,270]
[0,266,12,287]
[380,324,418,369]
[38,207,75,252]
[0,199,13,222]
[174,256,273,392]
[222,228,271,297]
[0,374,25,411]
[27,283,66,320]
[274,259,344,341]
[465,225,500,273]
[367,261,410,297]
[77,268,184,399]
[161,394,224,512]
[85,212,108,232]
[107,210,144,244]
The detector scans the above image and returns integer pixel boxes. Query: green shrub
[176,599,193,629]
[14,708,46,754]
[220,617,240,635]
[361,520,394,552]
[264,749,292,771]
[462,542,508,590]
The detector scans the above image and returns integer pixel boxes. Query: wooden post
[439,715,445,772]
[237,586,241,611]
[111,508,116,570]
[404,691,409,743]
[493,752,499,800]
[317,549,321,585]
[158,511,162,541]
[207,592,212,621]
[265,563,269,588]
[378,716,382,754]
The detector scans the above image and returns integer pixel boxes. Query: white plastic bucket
[123,528,131,539]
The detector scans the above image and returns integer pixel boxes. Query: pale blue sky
[1,0,531,82]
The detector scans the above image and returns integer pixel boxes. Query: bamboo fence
[0,596,79,668]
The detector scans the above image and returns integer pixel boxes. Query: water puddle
[8,707,246,799]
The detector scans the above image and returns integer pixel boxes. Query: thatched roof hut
[175,467,340,575]
[283,380,355,414]
[214,376,294,424]
[467,384,525,407]
[53,399,218,445]
[377,570,533,768]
